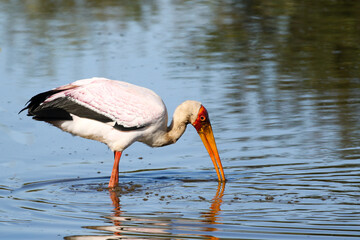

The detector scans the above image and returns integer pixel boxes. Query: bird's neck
[143,100,201,148]
[151,103,192,147]
[163,118,189,146]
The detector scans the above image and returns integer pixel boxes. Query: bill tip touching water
[19,77,225,188]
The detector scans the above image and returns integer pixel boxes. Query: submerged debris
[69,181,143,194]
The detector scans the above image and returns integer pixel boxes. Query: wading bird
[20,78,225,187]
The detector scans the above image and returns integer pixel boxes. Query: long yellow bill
[198,123,226,182]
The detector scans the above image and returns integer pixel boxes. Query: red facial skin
[192,105,210,131]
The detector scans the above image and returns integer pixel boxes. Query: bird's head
[190,102,226,182]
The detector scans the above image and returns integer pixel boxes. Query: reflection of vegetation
[172,0,360,153]
[5,0,359,87]
[186,0,360,88]
[1,0,159,77]
[278,1,360,88]
[20,0,159,40]
[23,0,158,23]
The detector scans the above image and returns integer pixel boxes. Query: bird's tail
[19,89,64,115]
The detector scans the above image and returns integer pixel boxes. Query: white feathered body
[32,78,169,151]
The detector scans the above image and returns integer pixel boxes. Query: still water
[1,0,360,239]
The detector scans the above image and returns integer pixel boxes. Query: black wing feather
[113,122,146,131]
[19,89,63,115]
[20,89,146,131]
[35,97,113,122]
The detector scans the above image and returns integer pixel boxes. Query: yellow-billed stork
[20,78,225,187]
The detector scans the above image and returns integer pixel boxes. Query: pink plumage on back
[46,78,166,128]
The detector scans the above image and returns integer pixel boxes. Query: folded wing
[20,78,167,131]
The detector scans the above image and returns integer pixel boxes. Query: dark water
[1,0,360,239]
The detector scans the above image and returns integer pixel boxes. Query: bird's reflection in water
[65,182,226,240]
[200,182,225,232]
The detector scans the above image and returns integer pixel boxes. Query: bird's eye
[200,115,206,121]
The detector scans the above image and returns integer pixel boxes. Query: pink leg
[108,151,122,188]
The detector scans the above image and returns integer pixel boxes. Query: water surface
[1,0,360,239]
